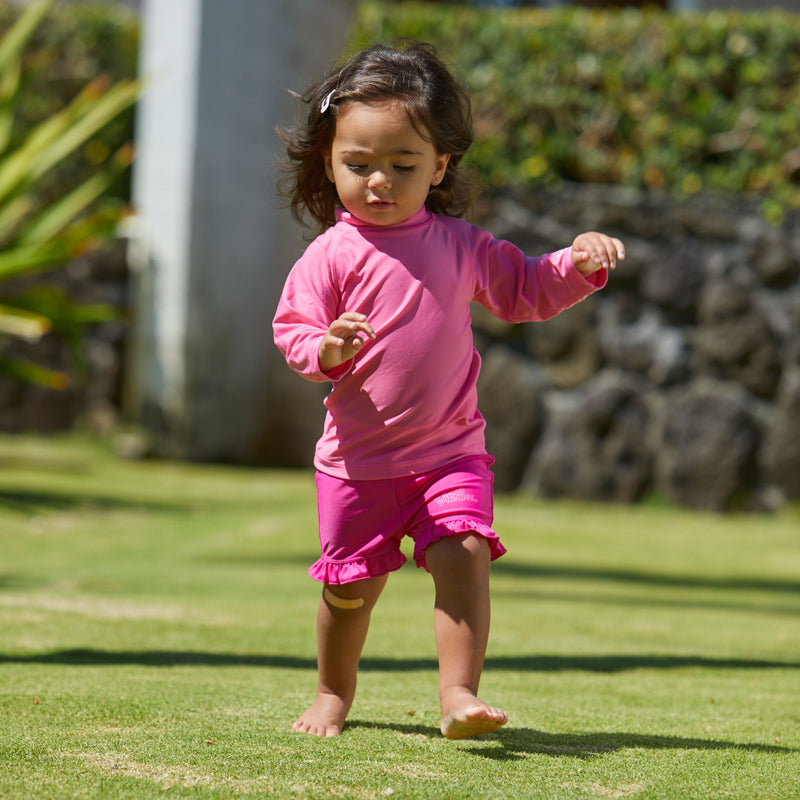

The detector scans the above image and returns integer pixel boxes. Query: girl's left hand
[572,232,625,276]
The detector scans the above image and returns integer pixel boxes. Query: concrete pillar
[127,0,352,463]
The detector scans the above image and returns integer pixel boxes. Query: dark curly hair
[279,42,476,234]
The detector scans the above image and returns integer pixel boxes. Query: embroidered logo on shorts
[434,489,478,507]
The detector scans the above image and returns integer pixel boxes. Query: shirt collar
[335,206,432,230]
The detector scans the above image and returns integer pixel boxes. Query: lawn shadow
[493,587,800,618]
[493,561,800,596]
[0,488,189,515]
[0,649,318,669]
[0,574,47,591]
[462,726,798,760]
[483,653,800,672]
[347,719,442,738]
[346,720,797,759]
[1,649,798,673]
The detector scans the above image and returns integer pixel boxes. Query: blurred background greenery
[2,0,798,255]
[0,0,137,389]
[352,1,800,221]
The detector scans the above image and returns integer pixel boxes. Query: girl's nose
[368,170,391,190]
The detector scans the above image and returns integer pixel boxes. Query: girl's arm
[467,224,622,323]
[273,240,352,382]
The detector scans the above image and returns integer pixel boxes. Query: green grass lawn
[1,434,799,799]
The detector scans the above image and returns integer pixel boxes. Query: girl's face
[324,100,450,227]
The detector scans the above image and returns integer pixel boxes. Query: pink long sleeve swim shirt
[273,207,607,480]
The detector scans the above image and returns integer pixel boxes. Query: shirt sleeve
[272,238,353,383]
[468,227,608,323]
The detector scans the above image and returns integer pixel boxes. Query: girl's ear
[324,151,335,183]
[431,153,451,187]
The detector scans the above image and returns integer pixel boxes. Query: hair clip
[320,89,336,114]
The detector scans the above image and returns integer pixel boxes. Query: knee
[461,533,491,559]
[427,533,491,573]
[451,533,490,564]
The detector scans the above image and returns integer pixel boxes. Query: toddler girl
[273,42,624,739]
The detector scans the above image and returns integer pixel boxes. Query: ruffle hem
[308,548,407,585]
[412,518,506,571]
[308,518,507,584]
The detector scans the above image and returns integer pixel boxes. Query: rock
[675,201,743,240]
[483,195,569,256]
[599,298,687,385]
[749,228,800,288]
[640,240,705,323]
[658,381,759,511]
[477,346,547,492]
[526,372,653,503]
[524,296,600,389]
[761,368,800,499]
[692,277,781,399]
[605,236,647,288]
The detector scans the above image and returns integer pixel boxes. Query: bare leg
[425,533,508,739]
[292,574,387,737]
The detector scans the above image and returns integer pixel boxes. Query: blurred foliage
[0,0,138,210]
[352,2,800,220]
[0,0,139,389]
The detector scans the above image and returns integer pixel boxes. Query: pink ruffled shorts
[310,455,506,585]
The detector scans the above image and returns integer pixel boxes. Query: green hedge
[0,2,138,204]
[351,2,800,220]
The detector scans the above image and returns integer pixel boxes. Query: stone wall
[474,185,800,511]
[2,184,799,511]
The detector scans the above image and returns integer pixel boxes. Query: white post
[127,0,353,462]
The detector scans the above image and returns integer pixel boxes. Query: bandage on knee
[323,586,364,610]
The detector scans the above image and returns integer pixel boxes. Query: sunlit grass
[2,434,798,799]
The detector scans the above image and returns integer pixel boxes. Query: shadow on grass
[0,650,319,668]
[493,587,800,618]
[468,726,799,759]
[493,561,800,595]
[0,488,188,515]
[347,720,796,758]
[0,574,47,591]
[1,649,798,673]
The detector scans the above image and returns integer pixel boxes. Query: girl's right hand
[319,312,376,372]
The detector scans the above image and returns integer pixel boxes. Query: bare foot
[291,692,349,737]
[440,688,508,739]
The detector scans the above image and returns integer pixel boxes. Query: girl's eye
[346,164,367,173]
[395,165,415,174]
